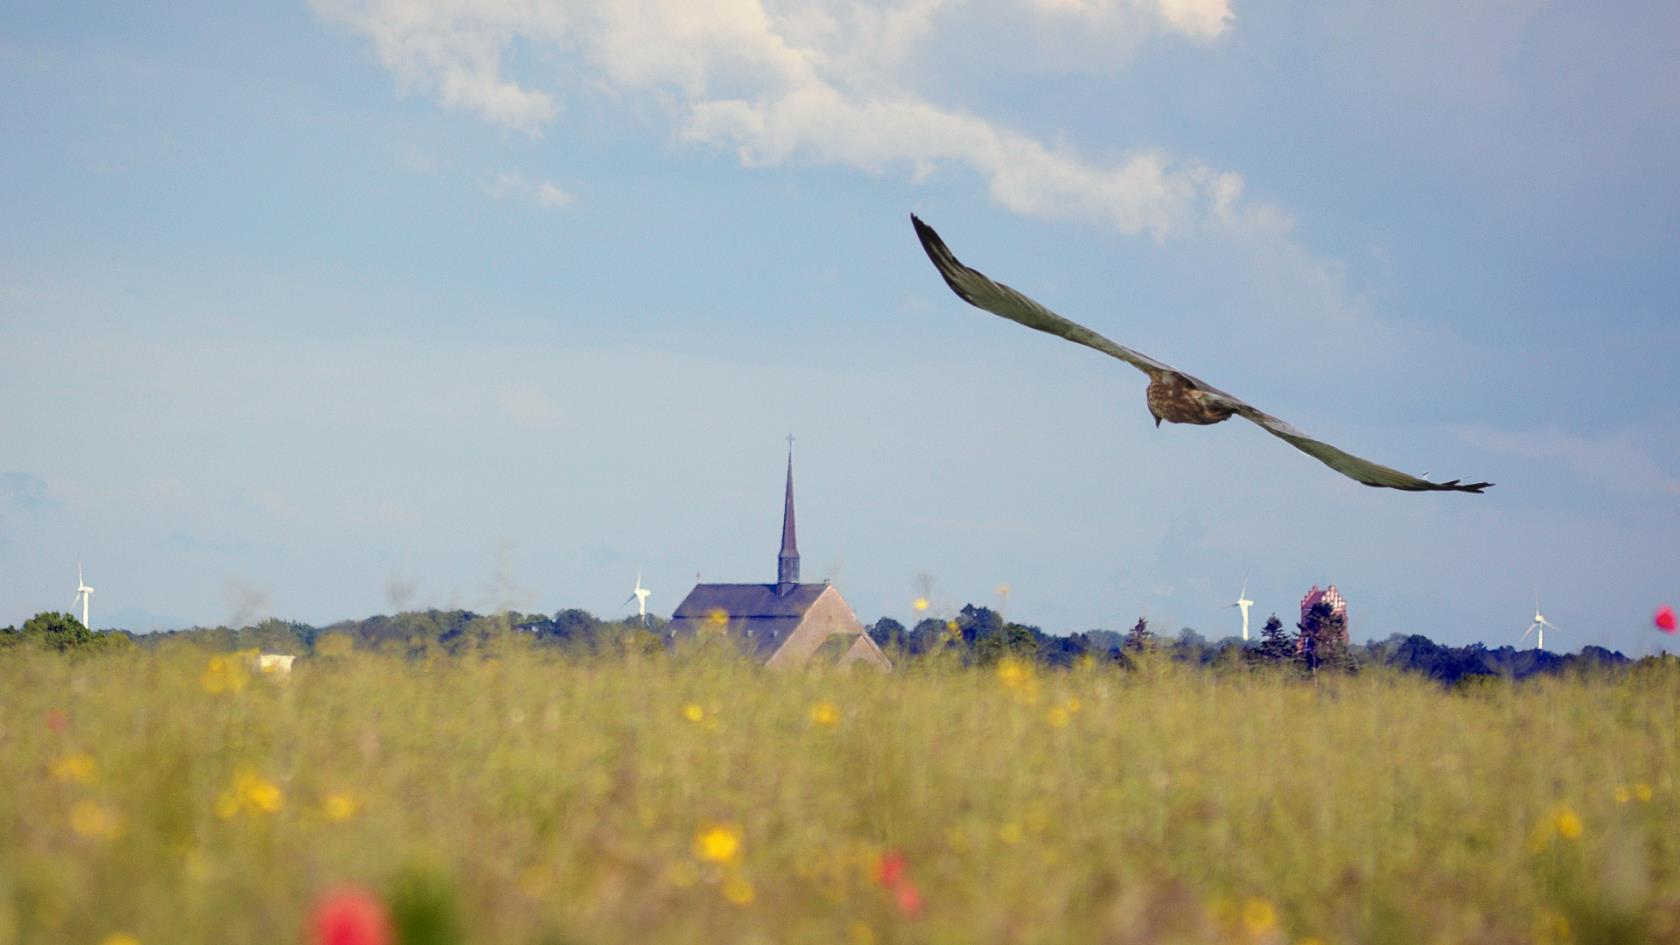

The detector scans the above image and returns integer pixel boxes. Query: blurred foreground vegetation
[2,643,1677,945]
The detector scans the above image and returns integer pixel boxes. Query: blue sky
[2,0,1676,651]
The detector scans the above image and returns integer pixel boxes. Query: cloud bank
[311,0,1251,239]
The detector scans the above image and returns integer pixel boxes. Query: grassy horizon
[2,644,1676,945]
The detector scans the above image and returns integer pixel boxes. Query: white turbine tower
[1519,590,1563,651]
[1228,577,1255,642]
[623,570,651,625]
[71,563,94,629]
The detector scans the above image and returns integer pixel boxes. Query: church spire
[777,435,799,594]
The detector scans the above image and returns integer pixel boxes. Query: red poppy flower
[894,881,923,916]
[45,709,68,734]
[312,887,391,945]
[874,852,908,889]
[1657,605,1677,634]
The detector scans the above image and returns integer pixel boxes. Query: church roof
[669,583,831,659]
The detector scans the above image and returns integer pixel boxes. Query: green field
[3,645,1677,945]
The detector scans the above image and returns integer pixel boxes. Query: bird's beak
[1154,416,1162,428]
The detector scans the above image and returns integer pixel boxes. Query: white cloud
[685,87,1224,239]
[480,169,573,208]
[534,180,572,206]
[496,383,566,429]
[310,0,566,134]
[1028,0,1231,41]
[312,0,1250,239]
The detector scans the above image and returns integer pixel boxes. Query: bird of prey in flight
[911,215,1491,493]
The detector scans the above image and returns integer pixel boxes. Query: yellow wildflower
[1045,706,1071,729]
[200,655,250,695]
[323,793,357,821]
[809,701,840,727]
[706,608,729,628]
[912,597,929,613]
[997,822,1023,845]
[996,659,1029,687]
[682,703,705,723]
[1242,897,1278,936]
[720,874,756,906]
[235,771,284,813]
[100,934,141,945]
[49,752,99,785]
[694,824,742,864]
[1553,806,1583,840]
[1614,785,1632,804]
[1634,782,1654,802]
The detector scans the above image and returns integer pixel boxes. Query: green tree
[5,611,132,654]
[1298,601,1355,674]
[1123,616,1154,651]
[1253,614,1296,664]
[975,623,1040,665]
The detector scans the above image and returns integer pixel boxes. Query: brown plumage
[911,214,1492,493]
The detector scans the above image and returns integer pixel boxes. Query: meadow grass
[2,642,1677,945]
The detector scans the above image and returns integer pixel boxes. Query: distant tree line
[862,601,1635,684]
[0,602,1647,683]
[0,611,134,654]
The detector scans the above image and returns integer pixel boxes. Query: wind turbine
[1519,590,1562,651]
[1228,577,1255,642]
[70,563,94,629]
[623,570,651,625]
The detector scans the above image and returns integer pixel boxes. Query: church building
[668,449,892,671]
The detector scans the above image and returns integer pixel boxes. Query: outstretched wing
[1204,394,1492,493]
[913,214,1178,380]
[911,213,1493,494]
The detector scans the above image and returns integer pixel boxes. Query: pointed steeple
[777,436,799,594]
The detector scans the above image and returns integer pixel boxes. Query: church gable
[765,586,873,669]
[838,633,892,671]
